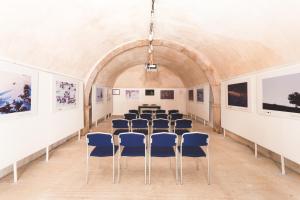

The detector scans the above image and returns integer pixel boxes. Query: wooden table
[138,105,161,113]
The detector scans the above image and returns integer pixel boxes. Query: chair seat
[113,129,129,135]
[121,146,145,157]
[175,129,190,136]
[153,129,169,133]
[178,146,206,157]
[132,129,149,135]
[151,147,175,157]
[90,146,119,157]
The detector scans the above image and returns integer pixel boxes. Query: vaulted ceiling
[0,0,299,87]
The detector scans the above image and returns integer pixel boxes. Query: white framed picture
[95,87,104,103]
[0,61,38,119]
[53,76,79,111]
[112,89,120,95]
[125,90,139,100]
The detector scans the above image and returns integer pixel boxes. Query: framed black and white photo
[95,87,103,103]
[197,88,204,102]
[227,82,248,108]
[188,89,194,101]
[160,90,174,100]
[112,89,120,95]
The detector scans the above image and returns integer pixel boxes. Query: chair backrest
[132,119,148,129]
[155,113,168,119]
[140,113,152,121]
[152,119,169,129]
[182,132,209,147]
[175,119,192,129]
[129,109,139,115]
[87,132,113,147]
[112,119,129,129]
[170,113,183,121]
[119,132,146,147]
[151,132,177,147]
[156,109,166,114]
[142,110,153,114]
[168,109,179,115]
[124,113,137,120]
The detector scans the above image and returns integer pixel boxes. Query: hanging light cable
[145,0,157,72]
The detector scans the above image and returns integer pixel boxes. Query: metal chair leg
[112,154,115,184]
[180,150,183,185]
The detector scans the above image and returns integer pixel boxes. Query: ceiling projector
[145,63,158,72]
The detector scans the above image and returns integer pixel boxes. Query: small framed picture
[112,89,120,95]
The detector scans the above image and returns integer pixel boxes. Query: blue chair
[149,132,178,184]
[168,109,179,115]
[112,119,129,135]
[155,113,168,120]
[140,113,152,126]
[170,113,183,125]
[132,119,149,135]
[155,109,166,114]
[152,119,170,133]
[142,110,153,114]
[118,132,147,184]
[86,133,118,184]
[129,109,139,116]
[124,113,137,121]
[174,119,193,135]
[179,132,210,184]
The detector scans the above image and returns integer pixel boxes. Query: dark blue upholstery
[87,133,113,147]
[124,113,137,120]
[119,132,145,147]
[90,146,119,157]
[142,110,153,114]
[155,113,168,119]
[112,119,129,129]
[170,113,183,121]
[132,119,148,129]
[178,146,206,157]
[113,129,129,136]
[156,109,166,114]
[119,133,146,157]
[182,132,209,147]
[168,109,179,115]
[150,133,177,157]
[152,119,169,129]
[129,109,139,116]
[153,129,169,133]
[175,119,192,129]
[140,113,152,121]
[175,129,190,136]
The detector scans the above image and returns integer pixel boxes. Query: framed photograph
[126,90,139,100]
[160,90,174,100]
[197,88,204,102]
[262,73,300,114]
[112,89,120,95]
[54,78,78,111]
[227,82,248,108]
[145,89,155,96]
[0,70,34,116]
[188,89,194,101]
[95,87,103,103]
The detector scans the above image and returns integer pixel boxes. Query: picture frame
[160,90,174,100]
[188,89,194,101]
[112,89,120,95]
[197,88,204,103]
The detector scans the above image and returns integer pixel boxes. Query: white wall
[112,88,187,115]
[221,64,300,164]
[91,85,113,123]
[0,61,84,170]
[186,84,210,122]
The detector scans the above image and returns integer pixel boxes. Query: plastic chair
[149,132,178,184]
[86,132,118,184]
[152,119,170,133]
[112,119,129,135]
[155,113,168,120]
[179,132,210,184]
[132,119,149,135]
[118,132,147,184]
[174,119,192,135]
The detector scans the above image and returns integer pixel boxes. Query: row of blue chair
[112,118,192,136]
[124,113,184,125]
[86,132,210,185]
[129,109,179,115]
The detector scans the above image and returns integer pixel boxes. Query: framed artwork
[262,73,300,114]
[160,90,174,100]
[54,78,78,111]
[112,89,120,95]
[188,89,194,101]
[227,82,248,108]
[95,87,103,103]
[197,88,204,102]
[0,70,33,115]
[126,90,139,100]
[145,89,155,96]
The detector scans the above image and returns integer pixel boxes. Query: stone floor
[0,117,299,200]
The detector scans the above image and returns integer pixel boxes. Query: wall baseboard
[0,132,78,180]
[225,130,300,175]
